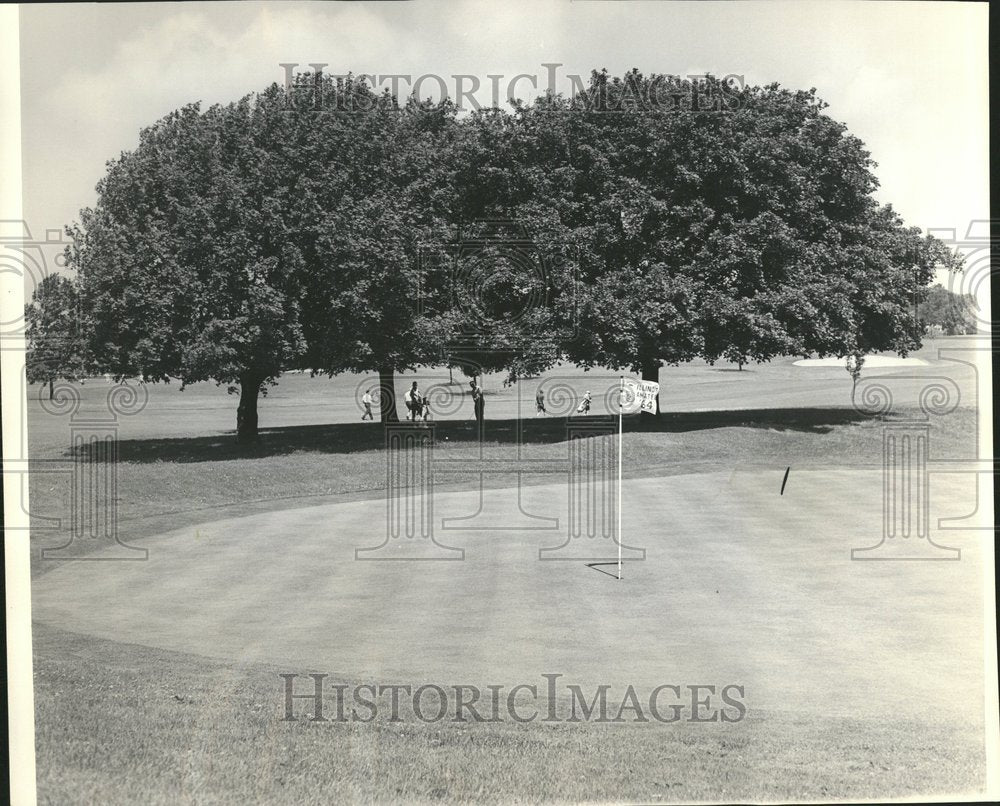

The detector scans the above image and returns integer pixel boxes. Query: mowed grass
[27,406,978,573]
[26,347,989,802]
[33,625,985,805]
[26,351,980,573]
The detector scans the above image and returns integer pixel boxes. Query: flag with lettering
[620,379,660,414]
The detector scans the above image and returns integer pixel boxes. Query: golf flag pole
[618,375,623,580]
[617,376,659,581]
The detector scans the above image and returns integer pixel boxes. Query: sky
[17,0,990,284]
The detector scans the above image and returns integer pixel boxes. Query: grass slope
[34,626,985,805]
[25,348,989,802]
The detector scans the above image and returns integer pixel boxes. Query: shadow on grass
[75,407,881,464]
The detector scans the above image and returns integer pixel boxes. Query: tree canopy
[65,70,957,435]
[288,79,464,421]
[503,72,958,410]
[68,89,308,437]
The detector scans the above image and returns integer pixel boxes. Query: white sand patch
[794,356,929,367]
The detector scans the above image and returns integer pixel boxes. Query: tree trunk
[640,355,661,416]
[379,366,399,423]
[236,375,261,442]
[48,379,54,400]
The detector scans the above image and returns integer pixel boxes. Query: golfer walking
[404,382,421,421]
[535,386,546,416]
[470,379,485,429]
[361,388,375,420]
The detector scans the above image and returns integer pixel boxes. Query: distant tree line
[915,283,977,336]
[24,274,87,399]
[26,70,960,439]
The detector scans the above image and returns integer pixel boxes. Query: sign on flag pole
[621,378,660,415]
[618,377,660,579]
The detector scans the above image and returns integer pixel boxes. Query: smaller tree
[24,274,88,398]
[845,353,864,391]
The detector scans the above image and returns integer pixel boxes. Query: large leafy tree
[24,273,89,398]
[441,107,585,385]
[67,75,468,433]
[511,71,957,412]
[288,77,463,422]
[67,68,956,437]
[68,89,307,440]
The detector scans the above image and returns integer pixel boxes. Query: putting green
[32,469,986,726]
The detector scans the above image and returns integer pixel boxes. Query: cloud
[19,0,990,253]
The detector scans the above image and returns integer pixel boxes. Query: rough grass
[33,625,985,805]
